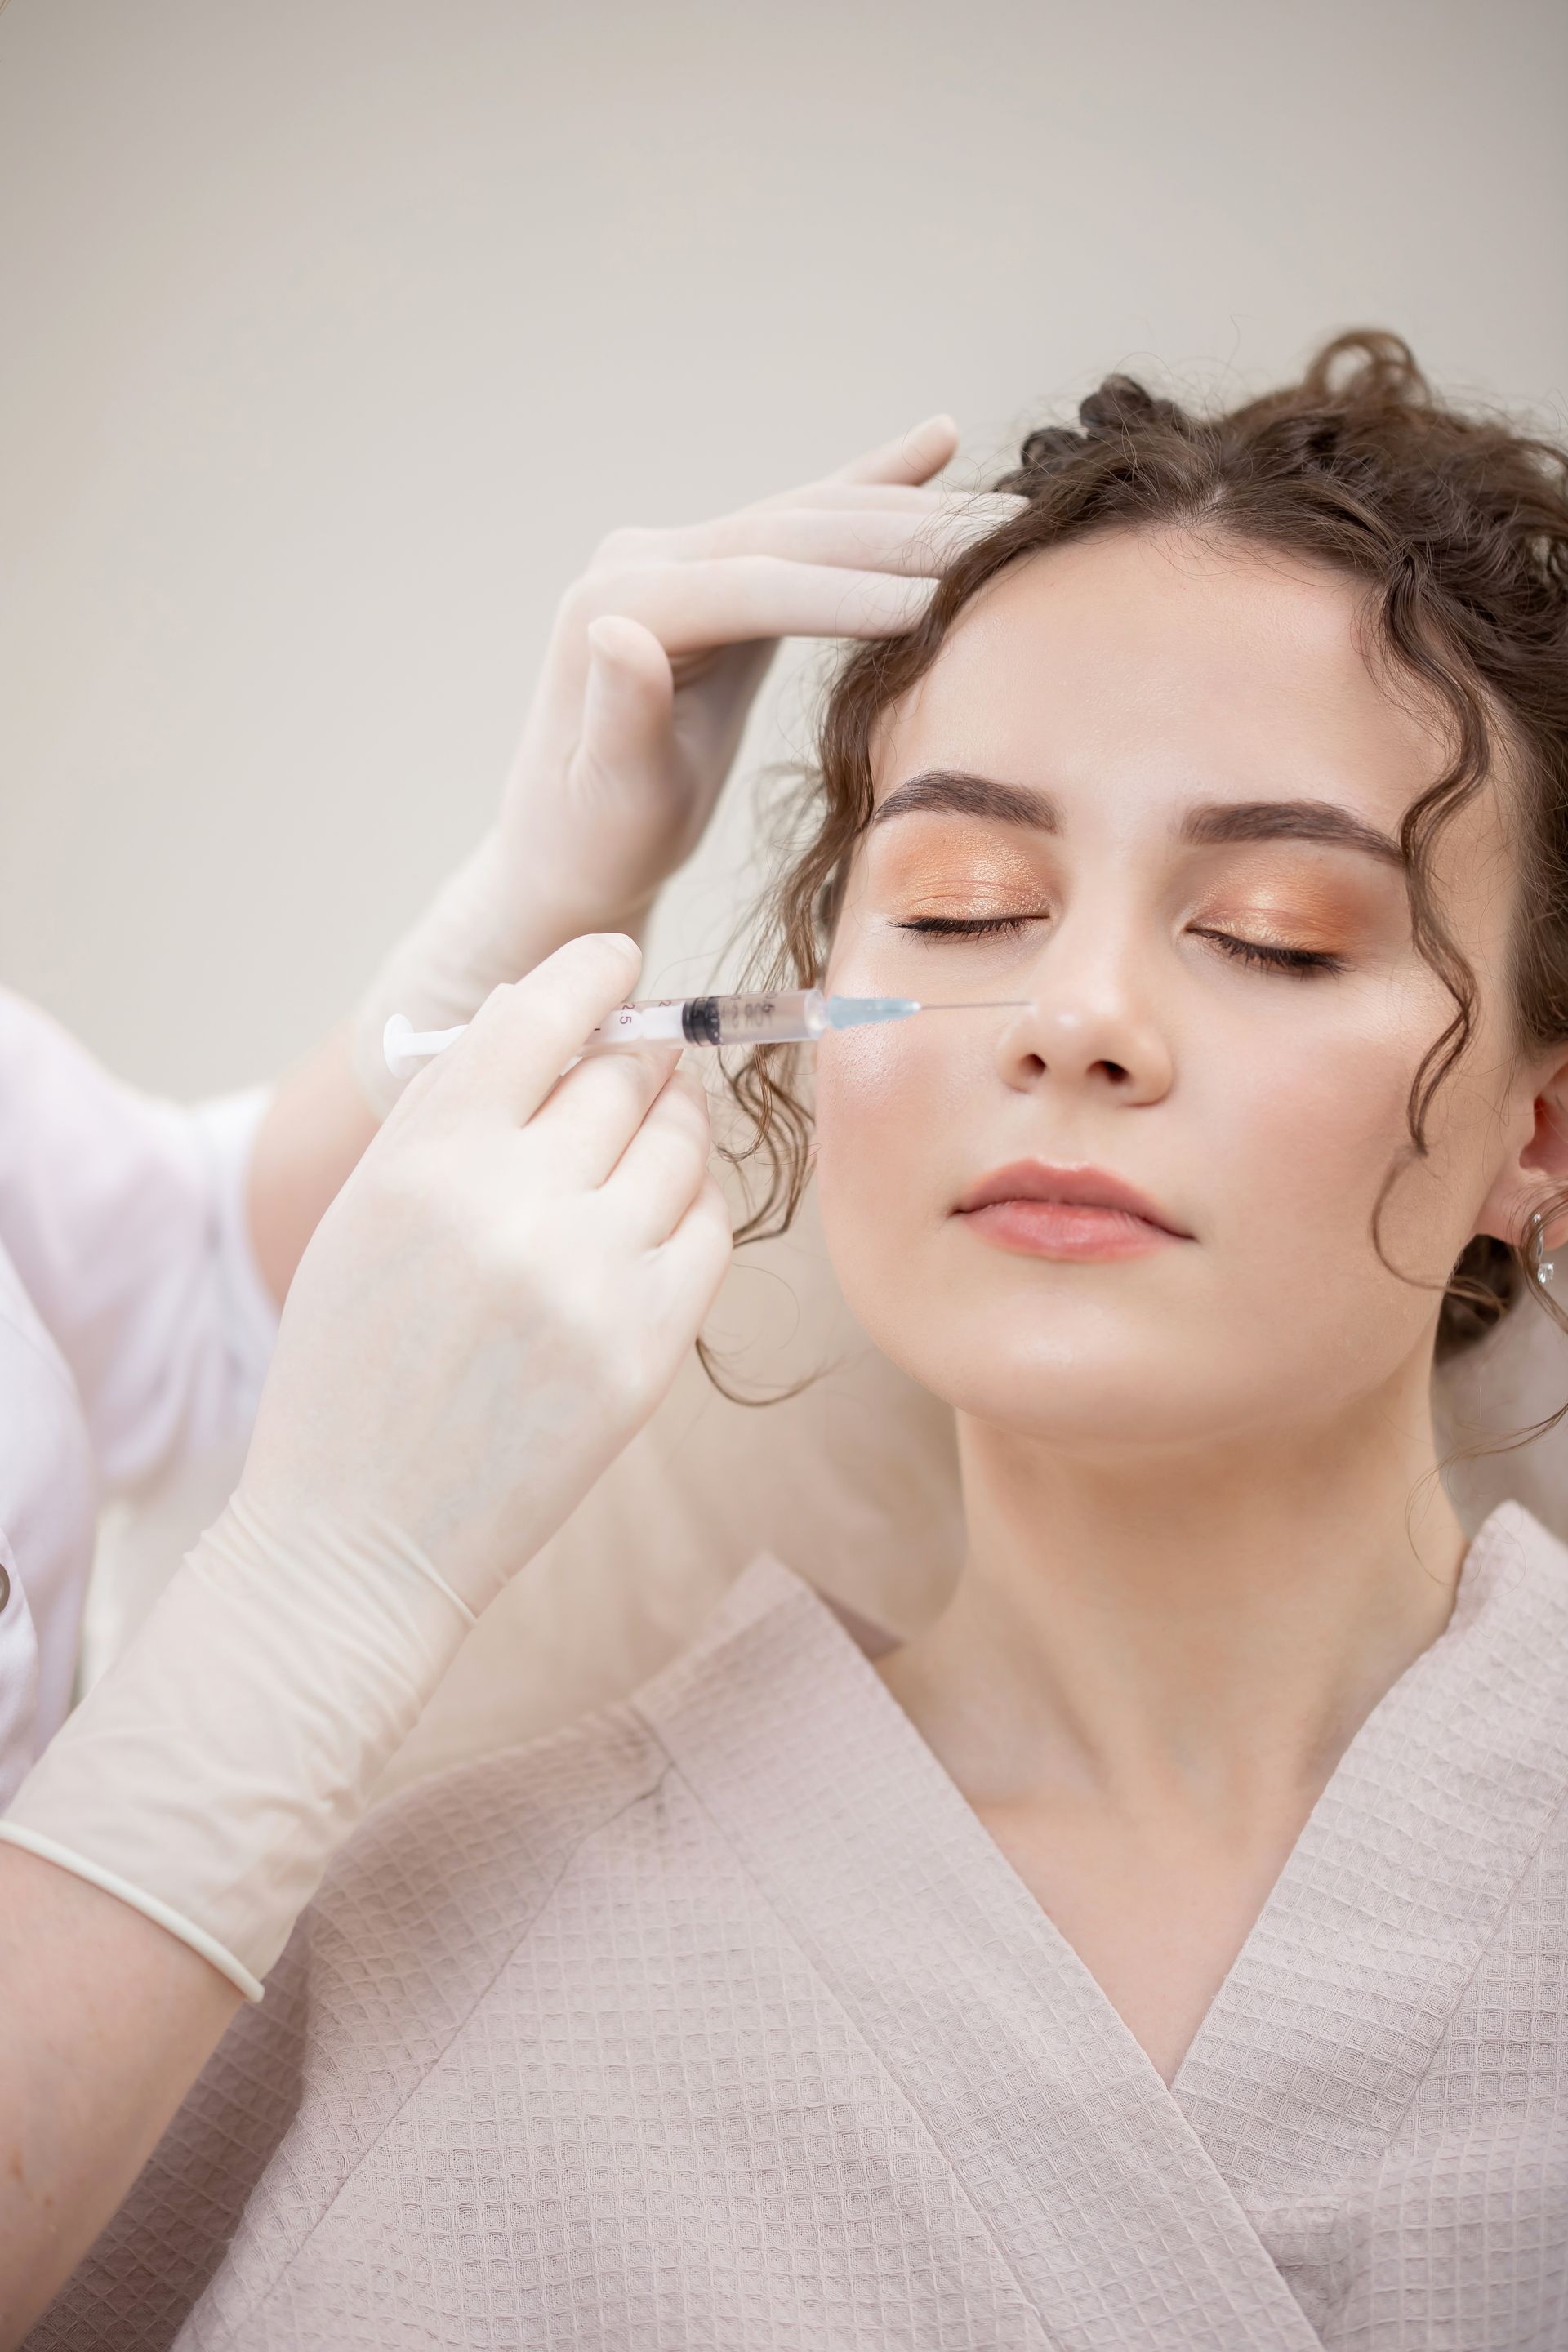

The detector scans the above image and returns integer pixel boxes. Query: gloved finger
[600,1062,715,1242]
[724,418,957,522]
[578,616,676,784]
[575,557,937,655]
[829,413,960,487]
[430,934,644,1127]
[524,1039,684,1188]
[649,498,1023,576]
[650,1169,734,1325]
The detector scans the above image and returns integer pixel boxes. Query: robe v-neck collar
[632,1501,1568,2352]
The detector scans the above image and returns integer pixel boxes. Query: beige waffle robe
[33,1498,1568,2350]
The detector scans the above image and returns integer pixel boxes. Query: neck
[877,1359,1468,1821]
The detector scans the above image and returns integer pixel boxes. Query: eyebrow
[869,768,1405,868]
[870,770,1058,831]
[1180,798,1404,867]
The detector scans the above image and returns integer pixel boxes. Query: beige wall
[2,0,1565,1100]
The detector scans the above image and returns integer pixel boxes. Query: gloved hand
[0,935,730,1998]
[351,418,1024,1111]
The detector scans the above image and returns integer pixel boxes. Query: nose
[994,911,1174,1106]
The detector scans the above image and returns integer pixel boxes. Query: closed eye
[895,913,1344,977]
[1192,928,1344,977]
[894,914,1041,940]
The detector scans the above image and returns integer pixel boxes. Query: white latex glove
[351,417,1024,1111]
[0,934,730,1998]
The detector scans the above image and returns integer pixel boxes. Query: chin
[946,1369,1245,1450]
[849,1294,1290,1451]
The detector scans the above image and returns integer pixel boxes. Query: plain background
[2,0,1566,1100]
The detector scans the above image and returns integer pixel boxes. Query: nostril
[1093,1060,1132,1085]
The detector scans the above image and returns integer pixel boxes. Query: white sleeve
[0,990,280,1497]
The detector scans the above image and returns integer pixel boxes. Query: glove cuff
[0,1490,474,1995]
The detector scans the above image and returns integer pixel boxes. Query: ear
[1472,1051,1568,1252]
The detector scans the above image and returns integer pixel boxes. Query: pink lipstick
[953,1161,1190,1263]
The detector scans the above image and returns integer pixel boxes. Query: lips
[953,1160,1190,1263]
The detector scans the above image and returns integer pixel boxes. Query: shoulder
[1465,1499,1568,1643]
[309,1701,672,1999]
[1455,1504,1568,1873]
[303,1558,837,2013]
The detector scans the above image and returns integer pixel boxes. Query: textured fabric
[0,988,278,1798]
[35,1502,1568,2350]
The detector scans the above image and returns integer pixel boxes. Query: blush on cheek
[815,1049,897,1225]
[814,1019,912,1114]
[1207,1025,1416,1263]
[813,1022,953,1228]
[815,1013,990,1147]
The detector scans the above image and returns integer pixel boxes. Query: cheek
[1194,995,1449,1281]
[813,1025,967,1247]
[1245,1028,1401,1169]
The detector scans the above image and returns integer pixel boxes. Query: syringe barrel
[589,990,826,1048]
[590,1001,688,1045]
[687,989,827,1045]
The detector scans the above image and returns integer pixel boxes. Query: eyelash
[898,915,1036,941]
[1189,928,1344,978]
[895,914,1345,978]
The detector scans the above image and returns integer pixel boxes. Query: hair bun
[1299,329,1428,412]
[996,376,1189,492]
[992,423,1086,496]
[1077,374,1185,438]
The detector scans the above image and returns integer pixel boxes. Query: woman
[0,418,997,2338]
[25,336,1568,2350]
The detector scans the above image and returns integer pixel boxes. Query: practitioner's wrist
[0,1489,477,1998]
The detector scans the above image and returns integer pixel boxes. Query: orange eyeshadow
[1191,857,1385,947]
[871,831,1049,902]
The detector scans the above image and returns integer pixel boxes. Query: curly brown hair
[705,332,1568,1400]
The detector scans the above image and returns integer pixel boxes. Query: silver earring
[1528,1211,1556,1288]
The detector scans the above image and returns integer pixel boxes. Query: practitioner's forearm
[0,1844,240,2350]
[247,1022,378,1304]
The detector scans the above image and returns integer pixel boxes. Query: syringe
[384,987,1027,1078]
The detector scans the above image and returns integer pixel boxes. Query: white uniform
[0,989,278,1805]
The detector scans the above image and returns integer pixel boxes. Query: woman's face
[815,528,1537,1450]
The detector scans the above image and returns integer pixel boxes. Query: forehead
[872,528,1443,834]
